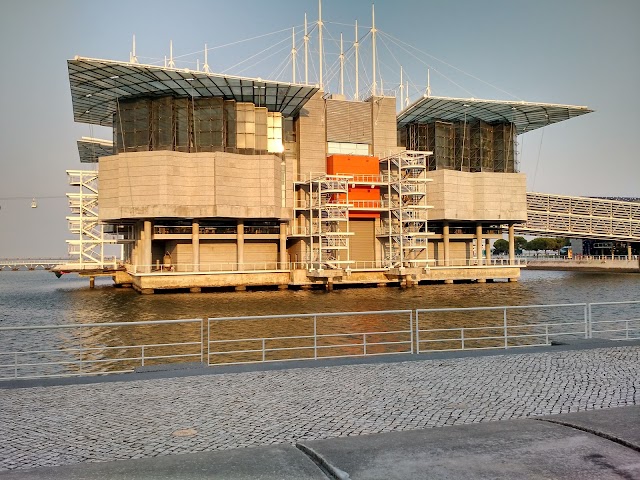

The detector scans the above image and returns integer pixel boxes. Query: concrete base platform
[3,406,638,479]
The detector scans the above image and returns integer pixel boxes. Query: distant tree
[493,239,509,255]
[514,236,528,251]
[527,238,548,251]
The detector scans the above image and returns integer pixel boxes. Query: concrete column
[443,222,450,267]
[485,238,492,264]
[237,220,244,269]
[476,223,483,265]
[192,221,200,272]
[279,221,288,269]
[143,220,152,273]
[508,224,515,265]
[628,244,633,261]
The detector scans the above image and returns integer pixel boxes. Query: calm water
[0,270,638,372]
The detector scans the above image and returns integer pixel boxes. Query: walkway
[0,344,639,474]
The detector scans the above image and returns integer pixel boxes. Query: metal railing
[2,302,638,380]
[589,300,640,340]
[415,303,588,353]
[207,310,413,366]
[130,262,290,274]
[0,319,203,380]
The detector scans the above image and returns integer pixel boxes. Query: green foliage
[514,236,528,251]
[526,237,569,252]
[493,239,509,254]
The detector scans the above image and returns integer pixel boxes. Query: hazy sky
[1,0,638,257]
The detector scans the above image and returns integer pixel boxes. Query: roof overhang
[69,57,320,127]
[397,96,593,135]
[77,137,113,163]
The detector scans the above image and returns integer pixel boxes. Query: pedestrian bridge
[517,193,640,242]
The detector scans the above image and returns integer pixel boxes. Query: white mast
[399,66,403,111]
[203,44,211,73]
[371,4,377,96]
[304,13,309,85]
[354,20,359,100]
[426,69,432,96]
[339,33,344,95]
[405,80,409,106]
[130,34,138,64]
[318,0,323,89]
[168,40,175,68]
[291,27,297,83]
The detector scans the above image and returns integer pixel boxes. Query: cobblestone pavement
[1,346,639,471]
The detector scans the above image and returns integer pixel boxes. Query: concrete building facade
[66,57,591,292]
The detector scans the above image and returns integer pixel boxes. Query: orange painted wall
[326,154,380,219]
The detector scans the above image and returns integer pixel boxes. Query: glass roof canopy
[77,137,113,163]
[397,96,593,135]
[68,57,320,127]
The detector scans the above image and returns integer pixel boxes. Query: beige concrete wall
[99,151,288,221]
[244,241,278,265]
[297,91,326,178]
[426,170,527,222]
[370,96,401,158]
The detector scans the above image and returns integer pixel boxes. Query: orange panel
[326,155,380,219]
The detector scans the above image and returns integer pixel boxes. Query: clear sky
[0,0,638,258]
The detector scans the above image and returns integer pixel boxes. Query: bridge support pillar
[629,244,633,261]
[485,239,492,264]
[237,220,244,269]
[508,224,515,265]
[192,221,200,272]
[143,220,152,273]
[476,223,483,265]
[89,276,95,289]
[443,222,450,266]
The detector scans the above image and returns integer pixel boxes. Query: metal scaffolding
[378,151,433,267]
[294,174,353,269]
[66,170,118,268]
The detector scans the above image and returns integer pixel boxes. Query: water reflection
[0,270,638,376]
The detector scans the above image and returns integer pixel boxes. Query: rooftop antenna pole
[318,0,323,89]
[304,13,309,85]
[399,66,403,111]
[130,34,138,64]
[340,33,344,95]
[426,69,432,96]
[371,4,377,96]
[203,43,211,73]
[291,27,297,83]
[168,40,175,68]
[164,56,167,68]
[354,20,359,100]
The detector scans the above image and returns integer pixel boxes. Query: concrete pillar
[279,221,288,269]
[237,220,244,270]
[192,221,200,272]
[89,276,95,289]
[485,239,492,264]
[628,244,632,261]
[508,224,515,265]
[476,223,483,265]
[443,222,450,267]
[143,220,152,273]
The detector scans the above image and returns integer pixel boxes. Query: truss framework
[518,192,640,242]
[66,170,118,268]
[378,151,433,268]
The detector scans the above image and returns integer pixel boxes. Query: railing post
[262,338,266,362]
[141,345,145,367]
[409,311,414,354]
[461,328,465,350]
[14,352,18,378]
[545,325,549,345]
[586,304,591,339]
[504,308,508,348]
[626,320,629,340]
[363,334,367,355]
[79,348,84,374]
[415,310,421,354]
[200,319,204,364]
[314,315,317,360]
[207,318,211,366]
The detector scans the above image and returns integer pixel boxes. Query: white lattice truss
[518,193,640,241]
[66,170,118,267]
[380,151,433,268]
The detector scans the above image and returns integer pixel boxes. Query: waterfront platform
[0,340,638,477]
